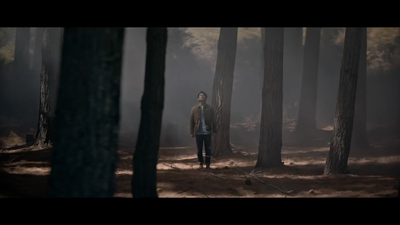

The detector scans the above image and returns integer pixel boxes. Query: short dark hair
[198,91,207,98]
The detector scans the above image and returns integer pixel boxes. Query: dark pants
[195,134,212,166]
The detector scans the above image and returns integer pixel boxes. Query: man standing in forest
[190,91,217,169]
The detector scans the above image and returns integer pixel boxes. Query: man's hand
[191,134,194,138]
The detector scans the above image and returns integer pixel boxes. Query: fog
[119,28,218,147]
[118,27,400,148]
[1,27,399,148]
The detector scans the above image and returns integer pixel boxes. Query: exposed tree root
[229,160,294,195]
[162,163,181,171]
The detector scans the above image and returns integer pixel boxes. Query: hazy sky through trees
[119,28,265,147]
[118,27,400,148]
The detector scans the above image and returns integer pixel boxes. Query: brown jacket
[190,103,217,136]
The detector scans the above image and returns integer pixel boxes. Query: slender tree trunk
[211,27,238,156]
[324,27,362,175]
[32,28,62,148]
[131,27,168,198]
[255,27,284,168]
[49,28,125,197]
[352,27,369,149]
[33,28,50,148]
[295,27,321,131]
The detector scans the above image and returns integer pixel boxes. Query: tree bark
[49,28,125,197]
[211,27,238,156]
[255,27,284,168]
[33,28,62,149]
[324,27,362,175]
[295,27,321,131]
[131,27,168,198]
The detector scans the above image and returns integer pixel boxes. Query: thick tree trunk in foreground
[324,27,362,175]
[132,27,168,198]
[211,27,238,157]
[49,28,125,197]
[255,27,284,168]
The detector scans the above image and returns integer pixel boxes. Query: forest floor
[0,123,399,198]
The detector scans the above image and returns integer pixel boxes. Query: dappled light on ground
[1,126,399,198]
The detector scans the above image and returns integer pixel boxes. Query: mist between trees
[0,27,399,148]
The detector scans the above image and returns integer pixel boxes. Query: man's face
[198,93,207,102]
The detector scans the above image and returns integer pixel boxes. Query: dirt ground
[0,124,399,198]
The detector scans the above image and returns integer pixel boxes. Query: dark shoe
[206,165,211,169]
[198,164,204,169]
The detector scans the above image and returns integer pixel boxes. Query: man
[190,91,217,169]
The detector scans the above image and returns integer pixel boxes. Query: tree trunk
[295,27,321,131]
[324,27,362,175]
[255,27,284,168]
[49,28,125,197]
[131,27,168,198]
[352,27,369,149]
[211,27,238,156]
[32,28,62,149]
